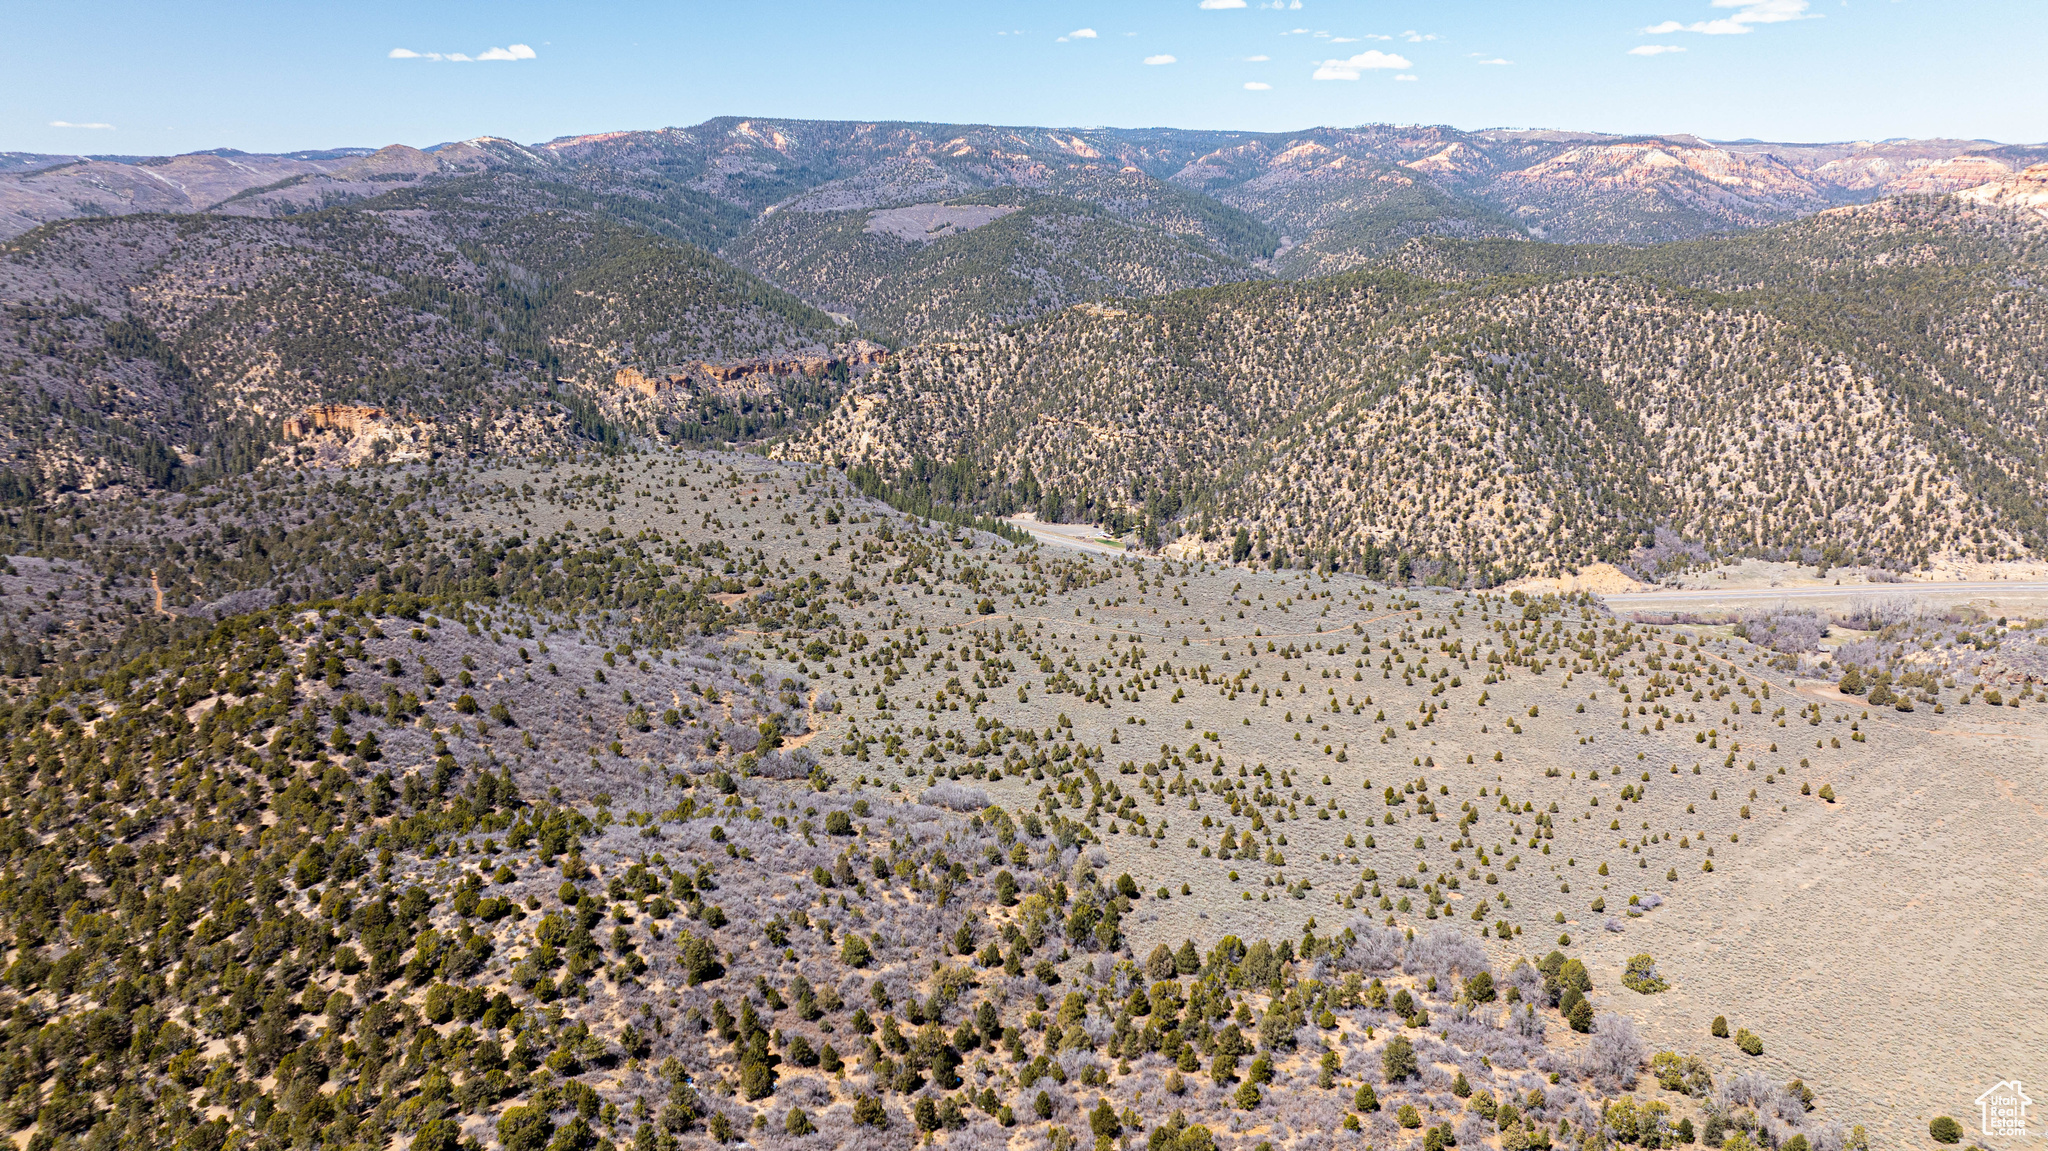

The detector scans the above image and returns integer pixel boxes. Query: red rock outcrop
[283,404,390,439]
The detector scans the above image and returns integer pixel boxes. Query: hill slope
[776,196,2048,581]
[10,120,2046,340]
[0,176,847,491]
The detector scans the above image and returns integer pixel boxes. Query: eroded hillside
[778,198,2048,580]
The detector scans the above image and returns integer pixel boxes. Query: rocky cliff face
[1959,162,2048,217]
[280,404,394,439]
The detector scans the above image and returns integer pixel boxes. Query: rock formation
[611,341,888,396]
[282,404,391,439]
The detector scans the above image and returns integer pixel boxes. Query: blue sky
[6,1,2044,155]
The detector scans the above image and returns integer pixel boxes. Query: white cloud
[1476,57,1512,64]
[49,120,114,130]
[1628,44,1687,54]
[1198,0,1246,8]
[1331,36,1357,42]
[1712,0,1814,21]
[1642,0,1815,34]
[1243,81,1272,89]
[389,43,536,62]
[1069,27,1097,38]
[1244,54,1270,61]
[1394,74,1417,81]
[1144,54,1178,64]
[1402,30,1438,42]
[1312,49,1411,79]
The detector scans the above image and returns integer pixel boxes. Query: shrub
[1585,1014,1646,1089]
[413,1119,460,1151]
[1622,954,1668,994]
[1929,1116,1962,1144]
[678,931,722,985]
[1734,1027,1764,1056]
[841,934,873,968]
[1568,998,1594,1032]
[921,783,989,811]
[1397,1104,1423,1129]
[1405,926,1489,977]
[1558,957,1592,996]
[825,811,853,835]
[1711,1015,1729,1038]
[1354,1084,1380,1112]
[1742,610,1824,654]
[1652,1051,1712,1096]
[1818,784,1836,802]
[1383,1035,1419,1081]
[853,1094,888,1127]
[498,1107,554,1151]
[785,1108,815,1136]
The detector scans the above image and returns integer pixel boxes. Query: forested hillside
[0,175,845,492]
[778,197,2048,581]
[722,192,1260,342]
[11,119,2046,343]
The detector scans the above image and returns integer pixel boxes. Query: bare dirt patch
[864,202,1020,243]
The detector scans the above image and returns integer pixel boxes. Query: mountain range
[3,116,2047,580]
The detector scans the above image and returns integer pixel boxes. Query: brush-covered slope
[722,190,1261,342]
[0,176,844,491]
[777,196,2048,581]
